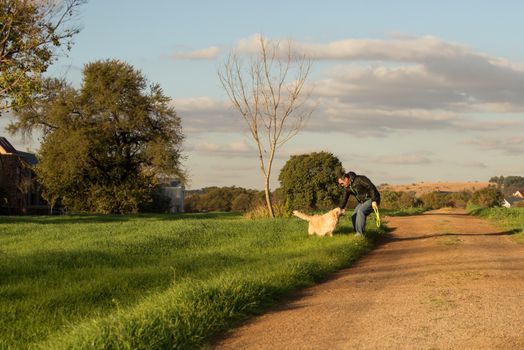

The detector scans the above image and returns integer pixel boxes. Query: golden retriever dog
[292,208,344,237]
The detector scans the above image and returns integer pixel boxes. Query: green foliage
[468,187,503,208]
[502,176,524,196]
[489,176,504,187]
[379,190,420,210]
[419,191,455,209]
[12,60,184,214]
[0,0,86,112]
[0,213,386,349]
[488,175,524,196]
[139,186,172,213]
[469,207,524,243]
[448,191,472,208]
[185,187,264,212]
[278,151,344,211]
[418,190,474,210]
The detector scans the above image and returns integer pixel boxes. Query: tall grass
[469,206,524,243]
[0,212,387,349]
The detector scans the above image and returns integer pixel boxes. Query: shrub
[449,191,472,208]
[468,187,503,208]
[278,152,344,211]
[419,191,454,209]
[380,190,419,210]
[184,187,264,212]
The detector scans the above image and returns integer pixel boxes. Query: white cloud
[174,34,524,122]
[174,95,523,139]
[297,35,472,61]
[464,136,524,155]
[175,97,244,134]
[174,46,221,60]
[190,141,254,155]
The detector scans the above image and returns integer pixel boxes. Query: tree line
[489,176,524,196]
[186,152,511,215]
[184,184,507,215]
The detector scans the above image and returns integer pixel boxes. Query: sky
[3,0,524,190]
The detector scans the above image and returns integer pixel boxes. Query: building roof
[0,137,38,165]
[0,137,17,154]
[505,197,524,205]
[16,151,38,166]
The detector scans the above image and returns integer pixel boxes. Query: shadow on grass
[0,212,241,225]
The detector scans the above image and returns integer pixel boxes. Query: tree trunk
[264,174,275,218]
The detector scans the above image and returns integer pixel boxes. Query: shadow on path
[384,229,521,242]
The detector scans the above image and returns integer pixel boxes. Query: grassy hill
[380,181,492,196]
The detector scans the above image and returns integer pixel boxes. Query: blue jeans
[352,199,373,235]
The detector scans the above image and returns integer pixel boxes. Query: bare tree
[218,36,313,218]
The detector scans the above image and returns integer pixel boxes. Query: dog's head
[330,207,344,219]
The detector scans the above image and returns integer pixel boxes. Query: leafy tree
[380,190,419,210]
[468,187,503,208]
[502,176,524,196]
[489,176,524,195]
[0,0,86,113]
[184,186,263,213]
[380,190,400,210]
[449,191,472,208]
[11,60,185,213]
[278,151,344,211]
[231,192,257,212]
[489,176,504,187]
[419,191,454,210]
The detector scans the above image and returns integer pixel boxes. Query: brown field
[379,181,492,196]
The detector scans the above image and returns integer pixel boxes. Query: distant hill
[379,181,492,197]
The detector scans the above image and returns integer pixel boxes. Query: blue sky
[4,1,524,190]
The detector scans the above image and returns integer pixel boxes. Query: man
[338,171,381,237]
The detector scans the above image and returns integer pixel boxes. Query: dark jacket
[339,173,381,209]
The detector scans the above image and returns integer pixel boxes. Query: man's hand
[371,201,378,211]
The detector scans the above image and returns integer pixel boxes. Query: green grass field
[469,207,524,244]
[0,211,388,349]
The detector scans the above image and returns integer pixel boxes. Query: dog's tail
[292,210,311,221]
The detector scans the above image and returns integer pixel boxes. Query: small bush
[449,191,472,208]
[468,187,503,208]
[380,190,420,210]
[419,191,454,209]
[184,187,264,213]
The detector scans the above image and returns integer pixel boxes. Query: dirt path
[213,209,524,349]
